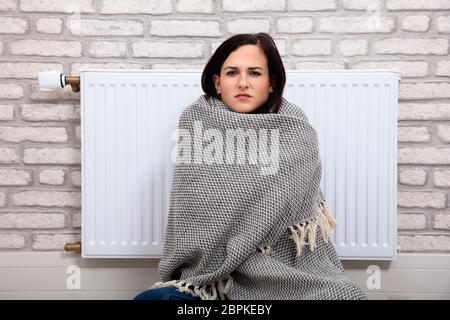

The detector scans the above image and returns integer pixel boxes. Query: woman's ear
[269,81,275,93]
[213,74,221,94]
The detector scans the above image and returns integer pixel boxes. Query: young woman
[134,33,367,301]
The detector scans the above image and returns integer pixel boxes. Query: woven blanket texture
[151,94,367,300]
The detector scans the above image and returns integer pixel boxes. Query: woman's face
[213,44,274,113]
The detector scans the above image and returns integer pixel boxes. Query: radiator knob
[38,71,65,91]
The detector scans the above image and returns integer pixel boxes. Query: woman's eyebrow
[224,66,263,70]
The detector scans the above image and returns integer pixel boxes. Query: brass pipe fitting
[64,242,81,252]
[65,76,80,92]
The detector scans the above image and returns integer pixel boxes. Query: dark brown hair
[201,33,286,114]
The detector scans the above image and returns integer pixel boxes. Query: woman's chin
[227,103,259,113]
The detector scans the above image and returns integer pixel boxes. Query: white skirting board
[0,252,448,300]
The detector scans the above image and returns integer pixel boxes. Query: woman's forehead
[223,46,267,70]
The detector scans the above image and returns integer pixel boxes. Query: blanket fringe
[256,245,273,256]
[150,275,233,300]
[289,200,337,256]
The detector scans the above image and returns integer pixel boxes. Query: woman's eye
[225,71,261,76]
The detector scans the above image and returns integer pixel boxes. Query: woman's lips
[235,94,251,100]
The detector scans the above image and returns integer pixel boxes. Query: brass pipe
[64,242,81,252]
[65,76,80,93]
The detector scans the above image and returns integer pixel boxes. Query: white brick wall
[398,235,450,252]
[0,63,63,79]
[13,191,81,208]
[435,214,450,230]
[0,84,23,99]
[295,61,345,70]
[89,41,127,58]
[0,105,14,120]
[291,0,336,11]
[436,60,450,76]
[352,61,429,78]
[177,0,214,14]
[0,213,66,229]
[132,41,204,58]
[23,148,80,165]
[223,0,286,12]
[68,19,144,36]
[398,191,446,209]
[100,0,172,15]
[151,20,221,37]
[399,169,427,186]
[71,62,144,74]
[434,171,450,188]
[398,213,427,230]
[437,16,450,33]
[277,17,313,34]
[227,19,270,34]
[20,0,96,13]
[0,127,68,143]
[0,169,33,186]
[71,170,81,187]
[0,0,449,253]
[39,169,66,185]
[374,38,449,55]
[31,233,81,250]
[0,0,16,11]
[437,125,450,142]
[0,233,26,249]
[0,148,18,164]
[399,148,450,165]
[398,126,430,142]
[0,192,7,206]
[36,18,63,34]
[343,0,382,11]
[399,82,450,100]
[10,40,83,57]
[401,16,431,32]
[29,85,79,101]
[21,104,80,121]
[0,17,29,34]
[386,0,450,11]
[399,103,450,120]
[292,39,332,56]
[319,17,395,33]
[339,39,368,56]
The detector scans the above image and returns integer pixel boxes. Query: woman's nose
[238,75,249,88]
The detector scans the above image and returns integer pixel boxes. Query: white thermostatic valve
[38,71,65,91]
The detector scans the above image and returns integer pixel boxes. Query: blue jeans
[133,287,201,300]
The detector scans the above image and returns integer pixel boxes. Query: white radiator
[80,70,398,260]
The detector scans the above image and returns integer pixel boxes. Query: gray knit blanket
[151,94,367,300]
